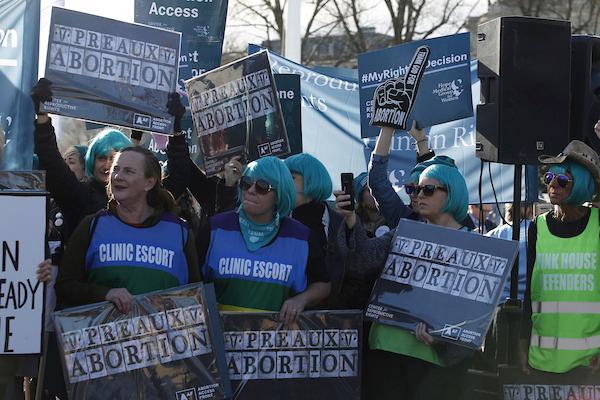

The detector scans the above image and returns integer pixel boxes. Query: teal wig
[242,156,296,217]
[284,153,333,203]
[85,129,131,177]
[409,155,458,183]
[549,160,596,205]
[420,163,468,222]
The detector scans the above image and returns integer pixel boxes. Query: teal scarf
[238,208,280,252]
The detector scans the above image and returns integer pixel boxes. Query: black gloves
[30,78,53,115]
[166,92,186,134]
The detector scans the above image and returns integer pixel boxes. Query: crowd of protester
[1,77,599,399]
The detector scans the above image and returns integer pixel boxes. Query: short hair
[85,129,131,177]
[549,160,595,205]
[284,153,332,203]
[409,155,458,184]
[420,163,468,222]
[243,156,296,217]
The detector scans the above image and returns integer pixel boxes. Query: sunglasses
[239,176,274,195]
[543,171,572,188]
[404,183,417,195]
[414,184,448,196]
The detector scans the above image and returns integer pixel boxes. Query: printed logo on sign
[441,325,461,341]
[175,389,197,400]
[134,113,151,128]
[258,143,272,157]
[432,79,465,103]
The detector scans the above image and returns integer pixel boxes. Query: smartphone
[340,173,355,211]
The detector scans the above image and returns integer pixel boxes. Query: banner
[249,45,529,203]
[41,7,181,135]
[221,310,362,400]
[185,50,290,176]
[0,0,40,170]
[365,219,518,349]
[0,193,46,354]
[53,283,231,400]
[359,33,473,138]
[275,74,302,157]
[500,366,600,400]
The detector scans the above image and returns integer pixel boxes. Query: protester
[354,172,391,237]
[62,145,87,182]
[463,204,498,233]
[521,140,600,375]
[335,161,473,400]
[198,156,331,324]
[55,147,200,311]
[31,78,132,242]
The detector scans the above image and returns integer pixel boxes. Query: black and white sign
[41,7,181,135]
[53,283,231,400]
[365,219,518,349]
[370,46,429,130]
[185,50,290,176]
[221,310,362,400]
[0,193,46,354]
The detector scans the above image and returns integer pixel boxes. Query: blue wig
[549,160,596,205]
[85,129,131,176]
[420,163,468,222]
[409,155,457,183]
[242,156,296,218]
[284,153,333,203]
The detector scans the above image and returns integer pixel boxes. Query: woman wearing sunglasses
[334,161,472,400]
[198,156,331,324]
[520,140,600,376]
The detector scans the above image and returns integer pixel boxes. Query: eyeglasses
[414,184,448,196]
[239,176,274,195]
[543,171,572,188]
[404,183,417,195]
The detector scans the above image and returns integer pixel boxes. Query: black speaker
[476,17,572,164]
[570,35,600,152]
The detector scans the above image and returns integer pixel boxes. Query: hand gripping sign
[370,46,430,130]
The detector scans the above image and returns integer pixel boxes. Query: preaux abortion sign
[0,193,46,354]
[42,7,181,135]
[185,50,290,176]
[365,219,518,349]
[221,310,362,400]
[53,284,231,400]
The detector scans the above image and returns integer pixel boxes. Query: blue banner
[358,33,473,138]
[0,0,40,170]
[250,45,532,204]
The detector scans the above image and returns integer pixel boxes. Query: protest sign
[221,310,362,400]
[0,0,40,170]
[359,32,473,138]
[275,74,302,157]
[0,193,46,354]
[185,50,290,176]
[499,366,600,400]
[41,7,181,135]
[53,283,231,400]
[365,219,518,349]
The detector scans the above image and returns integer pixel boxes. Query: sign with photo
[358,33,473,137]
[221,310,362,400]
[0,193,46,354]
[365,219,518,349]
[185,50,290,176]
[41,7,181,135]
[53,283,231,400]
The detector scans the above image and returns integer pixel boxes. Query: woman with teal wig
[199,156,331,324]
[521,140,600,377]
[334,155,475,400]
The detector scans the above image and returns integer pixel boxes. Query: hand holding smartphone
[340,173,355,211]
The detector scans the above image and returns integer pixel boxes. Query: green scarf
[238,208,280,252]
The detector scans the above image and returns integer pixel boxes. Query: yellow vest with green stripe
[529,209,600,373]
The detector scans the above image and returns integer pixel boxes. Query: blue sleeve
[368,153,414,227]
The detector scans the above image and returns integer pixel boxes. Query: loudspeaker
[570,35,600,151]
[476,17,571,164]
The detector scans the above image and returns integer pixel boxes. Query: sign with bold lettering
[500,366,600,400]
[0,193,46,354]
[359,33,473,137]
[275,74,302,157]
[185,50,290,176]
[221,310,362,400]
[53,283,231,400]
[365,219,518,349]
[41,7,181,135]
